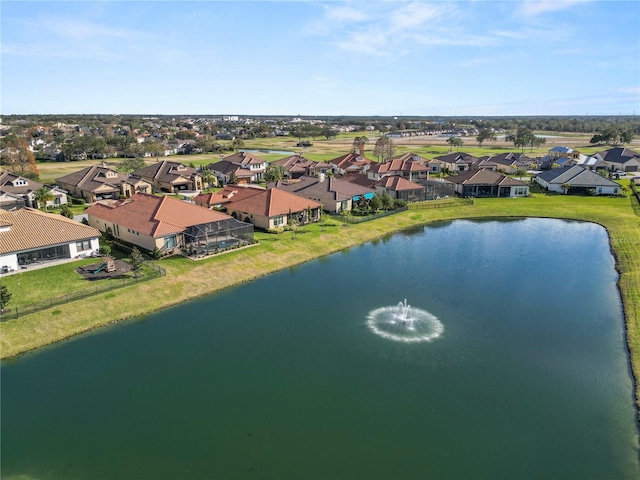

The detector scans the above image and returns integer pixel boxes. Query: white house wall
[0,253,19,272]
[68,238,100,258]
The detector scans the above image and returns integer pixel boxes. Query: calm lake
[1,218,638,479]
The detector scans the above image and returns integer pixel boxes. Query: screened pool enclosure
[183,218,254,257]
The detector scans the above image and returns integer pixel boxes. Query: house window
[76,240,92,251]
[164,235,178,250]
[274,215,284,226]
[341,200,348,211]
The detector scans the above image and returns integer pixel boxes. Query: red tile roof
[376,176,426,191]
[227,188,322,217]
[85,193,233,237]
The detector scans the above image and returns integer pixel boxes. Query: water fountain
[367,299,443,343]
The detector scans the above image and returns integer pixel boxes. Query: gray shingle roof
[535,166,620,187]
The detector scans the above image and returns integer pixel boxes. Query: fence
[1,260,166,321]
[408,198,474,209]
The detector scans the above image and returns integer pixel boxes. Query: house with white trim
[0,208,100,273]
[533,166,621,195]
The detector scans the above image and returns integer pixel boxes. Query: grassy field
[2,193,640,419]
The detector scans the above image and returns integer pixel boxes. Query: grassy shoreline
[2,195,640,415]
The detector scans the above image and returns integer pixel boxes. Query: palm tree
[200,169,218,189]
[34,186,54,211]
[561,182,571,194]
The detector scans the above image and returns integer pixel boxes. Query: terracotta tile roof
[369,158,430,175]
[328,153,374,170]
[85,193,233,238]
[0,208,100,255]
[376,176,426,191]
[227,188,322,217]
[194,185,264,207]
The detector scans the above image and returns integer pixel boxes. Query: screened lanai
[183,217,254,257]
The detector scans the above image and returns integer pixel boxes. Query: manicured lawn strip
[1,259,159,309]
[2,195,639,417]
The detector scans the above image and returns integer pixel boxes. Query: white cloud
[412,31,498,47]
[619,86,640,94]
[325,5,370,23]
[389,2,454,30]
[334,29,390,56]
[518,0,592,16]
[44,18,136,41]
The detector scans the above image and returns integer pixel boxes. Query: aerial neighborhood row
[1,143,639,276]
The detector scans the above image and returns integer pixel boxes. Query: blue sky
[2,0,639,116]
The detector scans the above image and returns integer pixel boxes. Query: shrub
[99,245,112,255]
[60,204,74,218]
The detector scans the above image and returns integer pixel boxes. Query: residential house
[374,176,429,202]
[271,155,332,179]
[206,160,255,185]
[540,146,582,169]
[328,153,374,175]
[272,174,376,213]
[1,171,68,210]
[0,208,100,272]
[57,165,152,203]
[177,141,202,155]
[367,153,432,182]
[445,170,529,197]
[206,152,268,184]
[479,153,535,174]
[130,160,203,193]
[224,187,323,230]
[592,147,640,173]
[434,152,480,172]
[194,185,265,209]
[85,192,253,255]
[533,166,621,195]
[223,151,268,180]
